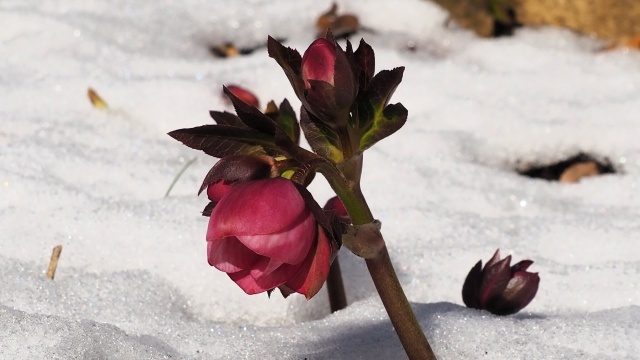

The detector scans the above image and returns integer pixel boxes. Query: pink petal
[479,256,512,306]
[228,270,270,295]
[236,213,316,264]
[250,257,284,279]
[208,178,308,239]
[251,259,300,291]
[207,236,260,273]
[285,225,332,299]
[302,39,336,87]
[207,181,233,203]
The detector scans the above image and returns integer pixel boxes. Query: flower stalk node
[342,220,384,259]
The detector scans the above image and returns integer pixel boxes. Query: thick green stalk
[319,169,437,359]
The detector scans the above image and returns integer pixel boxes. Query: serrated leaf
[209,111,248,128]
[356,67,404,132]
[223,86,276,135]
[358,102,407,151]
[353,39,375,92]
[300,107,343,164]
[168,125,275,158]
[267,36,306,101]
[333,42,357,110]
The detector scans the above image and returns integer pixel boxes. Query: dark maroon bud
[323,196,350,224]
[462,249,540,315]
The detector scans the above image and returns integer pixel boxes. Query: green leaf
[300,107,343,164]
[357,67,404,129]
[275,98,300,144]
[358,103,407,152]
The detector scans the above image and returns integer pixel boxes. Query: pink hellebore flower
[207,178,333,299]
[462,249,540,316]
[301,38,336,88]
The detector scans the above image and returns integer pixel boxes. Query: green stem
[323,178,437,359]
[366,248,436,360]
[164,157,197,198]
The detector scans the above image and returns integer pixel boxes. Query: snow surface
[2,0,640,358]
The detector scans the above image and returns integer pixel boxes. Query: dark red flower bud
[323,196,350,223]
[224,85,260,108]
[462,249,540,315]
[301,39,336,89]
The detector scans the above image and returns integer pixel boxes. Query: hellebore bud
[206,178,336,299]
[199,155,276,215]
[462,249,540,315]
[301,38,336,88]
[323,196,350,224]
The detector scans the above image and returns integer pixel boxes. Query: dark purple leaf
[222,86,276,135]
[511,260,534,273]
[300,107,343,164]
[462,260,483,309]
[168,125,275,158]
[333,42,358,110]
[209,111,248,128]
[354,38,375,92]
[478,256,512,307]
[305,80,339,122]
[492,272,540,315]
[198,155,274,195]
[267,36,306,101]
[295,182,341,250]
[202,201,216,217]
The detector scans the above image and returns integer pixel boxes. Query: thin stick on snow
[46,245,63,280]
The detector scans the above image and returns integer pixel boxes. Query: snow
[2,0,640,358]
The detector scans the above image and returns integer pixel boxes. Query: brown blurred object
[224,85,260,108]
[601,35,640,51]
[210,38,287,58]
[430,0,640,42]
[316,3,361,38]
[46,245,63,280]
[87,88,109,109]
[559,162,600,183]
[518,153,615,182]
[210,42,240,58]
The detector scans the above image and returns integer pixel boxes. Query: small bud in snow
[301,39,336,88]
[207,178,337,299]
[462,249,540,315]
